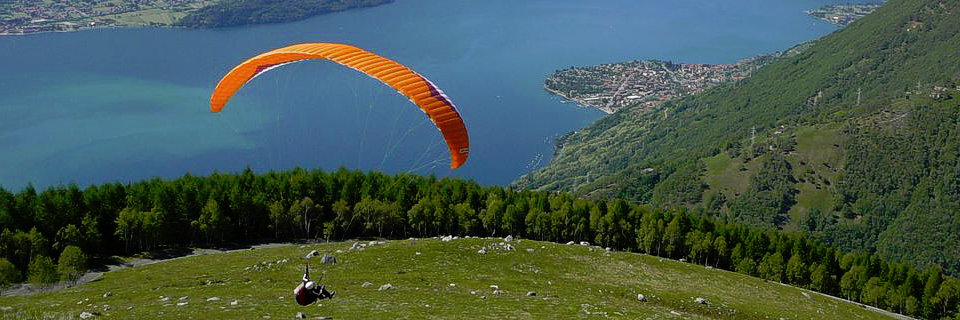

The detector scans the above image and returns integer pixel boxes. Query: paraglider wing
[210,43,469,169]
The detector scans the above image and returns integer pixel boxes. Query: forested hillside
[514,0,960,275]
[177,0,393,28]
[0,169,958,318]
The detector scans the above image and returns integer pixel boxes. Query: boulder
[526,291,536,297]
[295,312,307,319]
[477,248,487,254]
[415,252,421,256]
[504,244,515,251]
[305,250,320,259]
[566,241,575,245]
[694,297,708,305]
[441,235,453,242]
[230,300,239,306]
[504,235,514,242]
[636,294,647,302]
[102,292,113,298]
[579,241,590,246]
[350,242,362,250]
[378,283,394,291]
[492,289,502,296]
[206,297,220,302]
[361,282,374,288]
[320,255,337,265]
[79,312,98,319]
[176,302,188,307]
[179,296,189,301]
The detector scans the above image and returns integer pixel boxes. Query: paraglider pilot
[294,264,335,306]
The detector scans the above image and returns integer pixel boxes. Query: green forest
[1,169,958,318]
[178,0,393,28]
[514,0,960,278]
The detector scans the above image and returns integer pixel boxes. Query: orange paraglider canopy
[210,43,469,169]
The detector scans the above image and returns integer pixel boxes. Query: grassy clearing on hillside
[700,125,847,230]
[703,152,754,200]
[106,9,189,26]
[0,239,894,319]
[785,125,846,229]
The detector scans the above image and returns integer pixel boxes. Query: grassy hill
[0,238,898,319]
[513,0,960,274]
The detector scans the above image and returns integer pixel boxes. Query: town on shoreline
[543,50,796,115]
[545,3,882,114]
[0,0,213,35]
[0,0,392,35]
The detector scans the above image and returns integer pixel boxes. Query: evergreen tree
[57,245,86,283]
[786,253,808,286]
[664,213,685,258]
[759,253,784,283]
[737,257,757,276]
[810,263,833,293]
[841,266,867,301]
[0,258,18,287]
[923,267,944,318]
[27,255,57,287]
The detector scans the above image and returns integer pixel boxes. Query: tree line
[0,168,957,319]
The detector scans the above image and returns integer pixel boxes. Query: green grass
[785,125,846,229]
[702,152,757,200]
[0,238,895,319]
[106,9,189,26]
[700,125,847,229]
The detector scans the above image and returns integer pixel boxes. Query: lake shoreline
[543,85,616,115]
[0,0,392,36]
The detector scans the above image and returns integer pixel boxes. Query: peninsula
[543,47,800,114]
[805,3,883,26]
[0,0,393,35]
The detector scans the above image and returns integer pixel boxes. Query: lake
[0,0,841,190]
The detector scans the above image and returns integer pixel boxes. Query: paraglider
[209,43,469,169]
[293,264,335,306]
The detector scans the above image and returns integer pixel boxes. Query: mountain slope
[0,239,898,319]
[514,0,960,273]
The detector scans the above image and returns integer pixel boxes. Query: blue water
[0,0,840,190]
